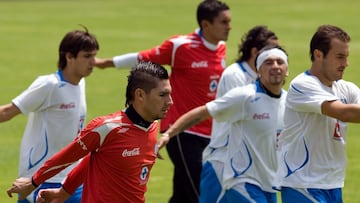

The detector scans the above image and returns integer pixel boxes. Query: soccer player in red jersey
[95,1,231,202]
[7,61,173,203]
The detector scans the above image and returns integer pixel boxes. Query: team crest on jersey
[209,80,218,92]
[333,121,345,144]
[139,165,150,185]
[140,166,149,180]
[221,58,226,68]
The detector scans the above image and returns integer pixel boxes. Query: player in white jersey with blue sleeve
[201,25,279,203]
[158,45,289,203]
[1,27,99,203]
[276,25,360,203]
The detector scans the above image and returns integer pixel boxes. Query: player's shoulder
[223,62,253,77]
[87,111,130,129]
[335,79,358,88]
[26,72,61,91]
[227,83,256,98]
[223,62,242,74]
[35,72,58,83]
[334,79,360,95]
[291,71,311,82]
[102,111,128,123]
[168,32,200,45]
[290,71,320,90]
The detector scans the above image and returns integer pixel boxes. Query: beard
[269,76,285,86]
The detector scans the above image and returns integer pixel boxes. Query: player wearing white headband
[199,26,279,203]
[158,44,289,203]
[256,48,288,71]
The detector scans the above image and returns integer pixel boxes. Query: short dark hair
[125,61,169,107]
[58,25,99,70]
[237,25,278,62]
[196,0,229,27]
[310,24,350,61]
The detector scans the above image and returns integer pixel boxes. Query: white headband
[256,48,288,70]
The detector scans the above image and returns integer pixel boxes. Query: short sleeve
[12,76,53,114]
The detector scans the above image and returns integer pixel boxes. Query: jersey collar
[57,70,67,82]
[196,28,219,51]
[125,105,152,128]
[256,80,282,98]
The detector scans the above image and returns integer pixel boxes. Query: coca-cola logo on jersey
[191,61,208,68]
[253,113,270,120]
[59,102,75,109]
[122,148,140,157]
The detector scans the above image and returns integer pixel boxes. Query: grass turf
[1,0,360,202]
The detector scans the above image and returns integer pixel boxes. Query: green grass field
[1,0,360,202]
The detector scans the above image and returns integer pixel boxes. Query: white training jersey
[276,70,360,189]
[203,61,258,162]
[206,80,286,192]
[12,70,86,183]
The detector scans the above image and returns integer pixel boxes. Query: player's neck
[61,68,82,85]
[260,81,282,98]
[126,104,153,127]
[201,32,219,46]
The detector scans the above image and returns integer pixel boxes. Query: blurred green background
[1,0,360,202]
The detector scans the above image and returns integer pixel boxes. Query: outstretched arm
[62,154,90,195]
[157,105,211,150]
[95,53,138,69]
[95,57,116,69]
[0,103,21,122]
[322,100,360,122]
[35,155,90,203]
[7,130,100,200]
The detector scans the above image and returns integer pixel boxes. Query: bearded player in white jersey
[158,44,289,203]
[200,25,279,203]
[276,24,360,203]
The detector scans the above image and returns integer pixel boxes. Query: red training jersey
[139,29,226,138]
[33,110,159,203]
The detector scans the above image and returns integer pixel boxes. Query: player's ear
[314,49,323,59]
[65,52,75,63]
[65,52,72,59]
[200,19,210,30]
[134,88,146,102]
